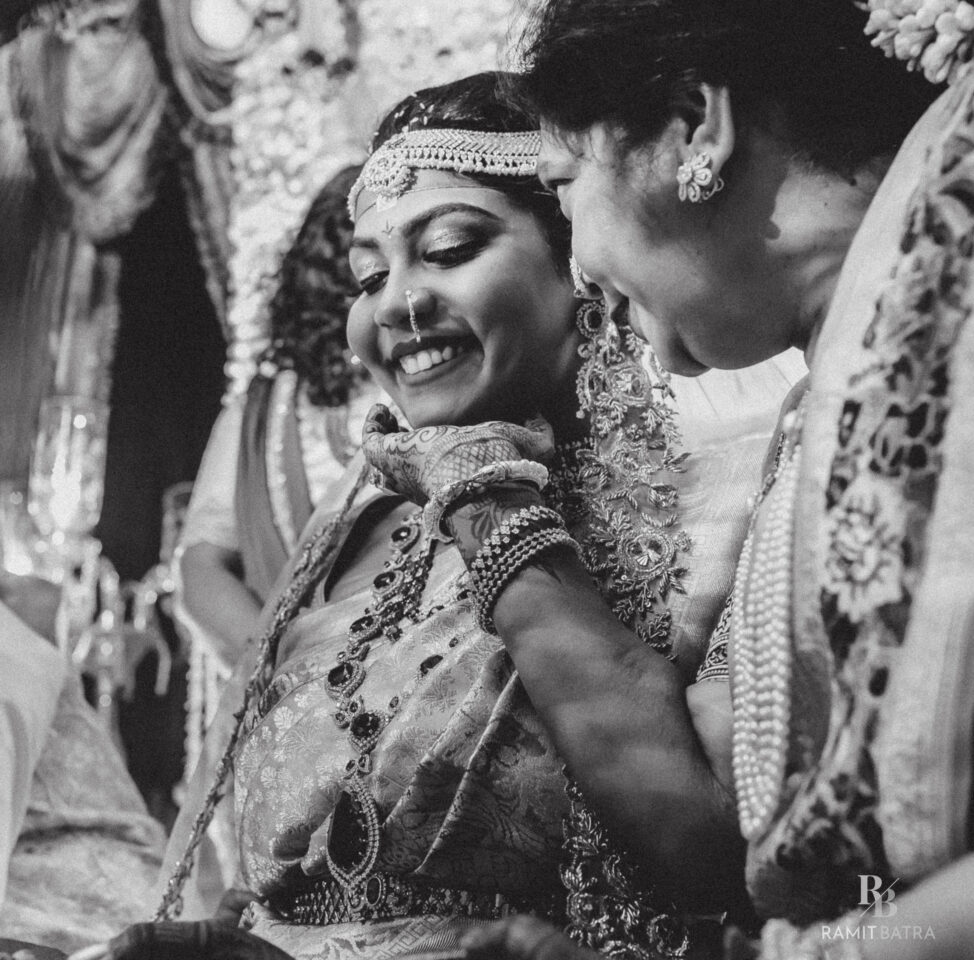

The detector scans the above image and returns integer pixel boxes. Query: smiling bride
[72,71,794,960]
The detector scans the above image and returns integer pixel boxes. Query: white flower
[825,481,905,623]
[864,0,974,83]
[957,1,974,30]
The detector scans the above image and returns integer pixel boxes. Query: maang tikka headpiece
[348,128,542,219]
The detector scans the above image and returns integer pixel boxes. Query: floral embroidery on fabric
[560,777,690,960]
[547,302,695,957]
[823,481,906,624]
[548,302,691,657]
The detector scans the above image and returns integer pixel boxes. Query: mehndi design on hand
[361,404,555,508]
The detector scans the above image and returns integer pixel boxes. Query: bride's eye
[356,269,387,295]
[424,233,487,267]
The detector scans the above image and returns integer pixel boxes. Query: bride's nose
[373,284,434,334]
[373,279,410,330]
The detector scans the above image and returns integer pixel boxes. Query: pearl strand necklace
[732,405,803,842]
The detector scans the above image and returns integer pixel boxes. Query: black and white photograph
[0,1,970,958]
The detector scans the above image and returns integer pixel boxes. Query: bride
[73,70,791,960]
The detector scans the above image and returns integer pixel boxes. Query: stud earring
[676,152,724,203]
[405,289,422,342]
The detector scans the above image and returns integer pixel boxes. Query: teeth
[399,344,464,375]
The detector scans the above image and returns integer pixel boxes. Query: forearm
[179,544,262,666]
[449,495,743,909]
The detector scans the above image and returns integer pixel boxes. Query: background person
[179,165,375,667]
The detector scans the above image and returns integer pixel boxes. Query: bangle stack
[468,505,580,634]
[423,459,549,541]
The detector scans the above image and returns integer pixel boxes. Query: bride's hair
[370,71,571,272]
[515,0,941,177]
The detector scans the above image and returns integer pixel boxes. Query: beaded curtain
[223,0,526,397]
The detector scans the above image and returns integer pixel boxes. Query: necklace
[322,507,438,897]
[732,400,804,842]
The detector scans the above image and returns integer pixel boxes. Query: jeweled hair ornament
[348,128,542,219]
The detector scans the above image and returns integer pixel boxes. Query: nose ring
[405,289,422,342]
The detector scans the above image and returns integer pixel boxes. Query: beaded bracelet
[474,527,580,634]
[423,459,550,542]
[468,505,566,579]
[468,506,580,634]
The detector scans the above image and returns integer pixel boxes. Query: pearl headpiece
[348,128,541,219]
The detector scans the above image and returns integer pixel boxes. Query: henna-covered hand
[361,404,555,506]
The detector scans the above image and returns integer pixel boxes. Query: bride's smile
[347,173,579,429]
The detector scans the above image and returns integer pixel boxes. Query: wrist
[423,459,548,542]
[466,504,579,635]
[445,485,546,563]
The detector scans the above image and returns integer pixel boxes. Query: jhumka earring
[569,255,599,300]
[405,289,422,342]
[676,152,724,203]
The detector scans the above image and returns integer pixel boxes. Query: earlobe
[674,84,735,203]
[687,84,735,178]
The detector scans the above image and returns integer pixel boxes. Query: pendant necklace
[322,507,438,899]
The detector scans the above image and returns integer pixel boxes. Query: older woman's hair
[266,163,364,408]
[371,72,571,271]
[516,0,940,176]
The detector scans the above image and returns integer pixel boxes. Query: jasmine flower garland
[863,0,974,85]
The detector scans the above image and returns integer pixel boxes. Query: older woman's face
[347,171,579,427]
[538,123,795,376]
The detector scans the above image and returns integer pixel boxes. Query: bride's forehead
[353,176,515,235]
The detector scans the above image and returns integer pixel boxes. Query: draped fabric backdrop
[0,0,527,488]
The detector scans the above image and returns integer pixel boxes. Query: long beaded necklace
[321,507,438,898]
[731,399,805,842]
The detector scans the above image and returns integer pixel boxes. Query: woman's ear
[685,84,735,179]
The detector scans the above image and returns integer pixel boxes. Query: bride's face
[347,170,579,428]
